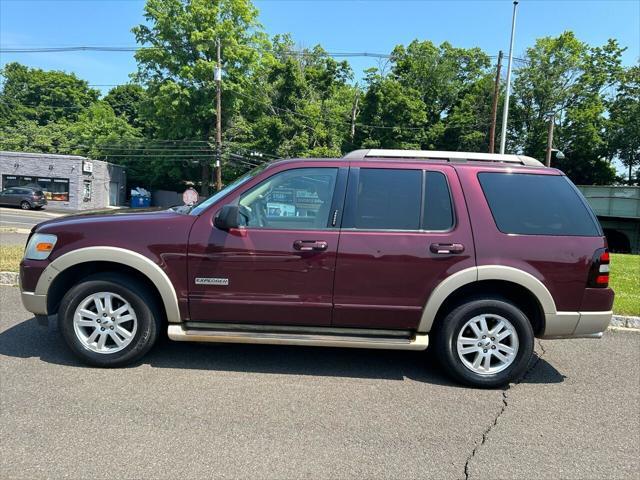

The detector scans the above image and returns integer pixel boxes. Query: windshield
[189,163,269,215]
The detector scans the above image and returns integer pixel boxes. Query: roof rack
[343,149,544,167]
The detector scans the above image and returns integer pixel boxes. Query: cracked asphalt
[1,285,638,479]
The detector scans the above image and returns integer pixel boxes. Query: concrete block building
[0,151,126,211]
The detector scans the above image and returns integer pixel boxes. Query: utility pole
[350,85,360,142]
[489,50,503,154]
[215,38,223,191]
[499,0,519,154]
[545,113,555,167]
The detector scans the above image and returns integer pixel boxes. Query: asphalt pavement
[0,285,638,479]
[0,206,62,229]
[0,207,66,247]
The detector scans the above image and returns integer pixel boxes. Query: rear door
[332,164,475,330]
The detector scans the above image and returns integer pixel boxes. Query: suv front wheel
[434,298,534,388]
[58,274,160,367]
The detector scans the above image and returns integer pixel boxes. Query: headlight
[24,233,58,260]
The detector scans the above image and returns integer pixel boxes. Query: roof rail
[343,149,544,167]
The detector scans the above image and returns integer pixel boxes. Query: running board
[167,325,429,350]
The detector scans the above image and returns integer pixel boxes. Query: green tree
[440,74,496,152]
[510,32,624,184]
[607,65,640,184]
[132,0,267,194]
[357,41,493,150]
[0,119,73,153]
[103,84,147,129]
[355,70,427,149]
[0,62,99,127]
[232,36,355,159]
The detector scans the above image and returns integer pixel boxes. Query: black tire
[20,200,31,210]
[433,297,534,388]
[58,273,160,367]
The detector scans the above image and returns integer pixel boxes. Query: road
[0,206,62,229]
[0,285,638,479]
[0,207,64,246]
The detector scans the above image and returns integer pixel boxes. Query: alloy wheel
[456,314,519,375]
[73,292,138,354]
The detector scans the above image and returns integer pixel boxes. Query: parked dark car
[19,149,614,388]
[0,186,47,210]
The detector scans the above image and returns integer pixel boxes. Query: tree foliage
[0,1,637,190]
[607,65,640,183]
[0,62,99,127]
[509,32,626,184]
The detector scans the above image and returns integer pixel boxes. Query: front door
[188,166,347,326]
[332,165,476,330]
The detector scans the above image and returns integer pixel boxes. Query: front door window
[238,168,338,230]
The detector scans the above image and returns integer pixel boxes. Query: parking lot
[0,285,638,479]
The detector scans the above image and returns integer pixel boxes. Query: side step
[167,324,429,351]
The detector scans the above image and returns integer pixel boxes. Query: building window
[83,180,92,202]
[2,175,70,201]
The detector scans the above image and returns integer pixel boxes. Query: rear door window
[478,173,600,236]
[423,171,454,231]
[343,168,455,231]
[351,168,422,230]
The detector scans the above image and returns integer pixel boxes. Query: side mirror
[214,204,240,230]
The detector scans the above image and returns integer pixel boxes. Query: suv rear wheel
[58,274,160,367]
[20,200,31,210]
[434,298,534,388]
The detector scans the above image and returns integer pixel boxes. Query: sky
[1,0,639,94]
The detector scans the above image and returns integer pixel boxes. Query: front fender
[33,246,181,323]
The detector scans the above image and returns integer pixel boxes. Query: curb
[0,271,19,286]
[610,314,640,330]
[0,273,638,331]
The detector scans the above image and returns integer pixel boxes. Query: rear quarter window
[478,173,601,236]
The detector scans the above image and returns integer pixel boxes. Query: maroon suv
[19,149,614,387]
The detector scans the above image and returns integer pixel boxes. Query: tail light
[588,248,610,288]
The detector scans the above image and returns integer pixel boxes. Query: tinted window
[423,172,454,230]
[190,163,269,215]
[353,169,422,230]
[478,173,600,236]
[239,168,337,230]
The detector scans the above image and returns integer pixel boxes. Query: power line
[0,44,397,58]
[0,44,513,62]
[0,143,274,162]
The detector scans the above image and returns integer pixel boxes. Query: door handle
[293,240,328,252]
[430,243,465,254]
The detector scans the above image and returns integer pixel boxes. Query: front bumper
[541,310,613,339]
[20,290,48,316]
